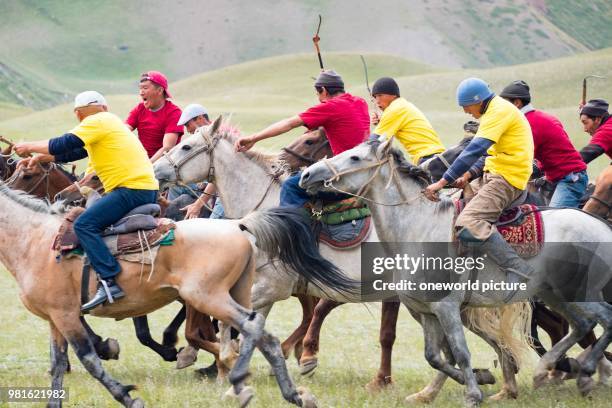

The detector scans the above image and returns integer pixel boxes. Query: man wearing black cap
[500,80,588,207]
[371,77,445,165]
[579,99,612,164]
[234,69,370,207]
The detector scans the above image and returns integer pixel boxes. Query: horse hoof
[299,358,318,377]
[238,386,255,408]
[473,368,496,385]
[364,377,393,393]
[404,392,433,404]
[297,386,318,408]
[176,346,198,369]
[488,388,517,401]
[465,389,483,408]
[129,398,145,408]
[577,375,596,396]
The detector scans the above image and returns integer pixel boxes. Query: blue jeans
[279,172,347,208]
[210,199,225,219]
[168,183,200,201]
[74,188,158,279]
[549,170,588,208]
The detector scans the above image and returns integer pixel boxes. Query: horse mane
[205,121,285,173]
[367,138,432,188]
[0,181,51,214]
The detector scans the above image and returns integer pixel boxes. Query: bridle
[162,131,285,215]
[320,150,426,207]
[588,194,612,218]
[7,162,54,198]
[282,139,330,165]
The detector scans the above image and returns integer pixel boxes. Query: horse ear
[378,135,395,157]
[210,115,223,135]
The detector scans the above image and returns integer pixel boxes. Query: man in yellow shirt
[423,78,534,291]
[371,77,445,164]
[14,91,159,311]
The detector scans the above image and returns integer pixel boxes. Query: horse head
[54,173,104,204]
[279,127,332,171]
[9,163,75,202]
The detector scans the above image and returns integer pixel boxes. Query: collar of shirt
[520,103,535,115]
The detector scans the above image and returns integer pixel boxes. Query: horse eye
[92,175,99,181]
[181,145,192,151]
[350,156,360,161]
[304,140,314,145]
[22,174,32,180]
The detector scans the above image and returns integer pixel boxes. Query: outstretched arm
[235,115,304,152]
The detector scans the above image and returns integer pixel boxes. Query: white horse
[153,118,533,403]
[298,137,612,406]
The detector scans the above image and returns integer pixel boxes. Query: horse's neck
[367,167,455,242]
[213,139,281,218]
[0,192,59,278]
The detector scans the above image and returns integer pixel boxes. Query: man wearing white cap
[14,91,158,312]
[178,103,210,134]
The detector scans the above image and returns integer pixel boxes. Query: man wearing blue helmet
[423,78,535,292]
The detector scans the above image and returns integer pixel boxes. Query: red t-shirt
[126,101,184,157]
[525,109,586,182]
[299,93,370,155]
[589,116,612,160]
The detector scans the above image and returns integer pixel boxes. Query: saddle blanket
[318,216,372,249]
[454,202,545,258]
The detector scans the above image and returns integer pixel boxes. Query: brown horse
[583,165,612,222]
[7,162,75,200]
[0,177,333,407]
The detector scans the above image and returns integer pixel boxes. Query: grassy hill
[1,0,611,109]
[0,49,609,176]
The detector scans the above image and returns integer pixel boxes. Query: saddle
[453,201,545,258]
[52,204,176,259]
[305,197,372,249]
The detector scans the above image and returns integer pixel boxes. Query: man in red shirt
[126,71,184,162]
[234,70,370,207]
[579,99,612,164]
[500,80,588,207]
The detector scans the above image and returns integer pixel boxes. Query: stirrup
[100,279,116,304]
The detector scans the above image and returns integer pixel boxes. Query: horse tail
[464,302,532,369]
[238,207,358,297]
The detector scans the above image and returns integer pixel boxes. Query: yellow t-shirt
[374,97,445,164]
[477,96,534,190]
[70,112,159,192]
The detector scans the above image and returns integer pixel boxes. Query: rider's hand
[234,136,256,152]
[371,111,381,126]
[452,172,471,189]
[181,200,205,220]
[16,156,40,170]
[13,142,33,157]
[423,180,447,202]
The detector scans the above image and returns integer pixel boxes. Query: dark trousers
[279,171,347,208]
[74,188,157,279]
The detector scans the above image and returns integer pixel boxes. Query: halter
[7,162,54,198]
[320,152,424,207]
[588,194,612,219]
[282,139,330,165]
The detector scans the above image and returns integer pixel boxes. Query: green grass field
[1,267,611,407]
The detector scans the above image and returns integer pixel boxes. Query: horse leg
[162,304,186,347]
[48,323,69,408]
[299,298,343,376]
[573,303,612,395]
[365,301,399,392]
[81,316,120,361]
[281,294,317,362]
[533,298,595,389]
[53,316,142,407]
[431,303,483,407]
[132,315,177,361]
[177,304,206,369]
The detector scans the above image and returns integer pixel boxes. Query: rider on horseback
[423,78,535,290]
[579,99,611,165]
[500,80,588,208]
[14,91,159,312]
[234,70,370,207]
[370,77,446,165]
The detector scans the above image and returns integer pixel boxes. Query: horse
[584,165,612,223]
[6,162,76,199]
[419,133,612,373]
[0,166,341,407]
[299,137,612,406]
[153,118,534,403]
